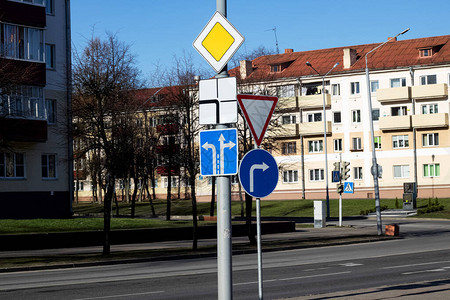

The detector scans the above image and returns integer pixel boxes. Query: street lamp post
[306,61,339,218]
[365,28,409,235]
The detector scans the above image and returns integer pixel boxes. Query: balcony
[156,165,180,176]
[277,97,297,110]
[298,94,331,109]
[0,118,47,142]
[156,123,178,135]
[270,123,299,138]
[379,115,411,131]
[376,87,411,103]
[412,113,448,129]
[298,121,331,136]
[412,83,448,100]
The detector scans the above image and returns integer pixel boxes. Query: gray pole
[364,28,409,236]
[216,1,233,299]
[321,76,330,218]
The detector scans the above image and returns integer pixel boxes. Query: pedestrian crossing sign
[343,182,354,194]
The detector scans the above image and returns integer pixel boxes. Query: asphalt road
[0,218,449,299]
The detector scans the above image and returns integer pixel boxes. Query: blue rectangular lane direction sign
[200,128,238,176]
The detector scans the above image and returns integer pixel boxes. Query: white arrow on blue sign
[200,128,238,176]
[239,149,279,198]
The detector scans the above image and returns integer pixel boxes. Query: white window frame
[393,165,410,178]
[390,78,407,88]
[333,111,341,124]
[420,74,437,85]
[41,154,57,179]
[277,85,295,98]
[45,44,55,69]
[391,106,407,116]
[309,169,324,181]
[370,80,379,93]
[283,170,298,183]
[372,108,380,121]
[354,167,363,180]
[374,136,382,150]
[333,139,342,152]
[352,137,362,150]
[163,176,179,188]
[331,84,340,96]
[350,82,360,95]
[282,142,296,154]
[421,103,438,114]
[0,152,25,178]
[281,114,296,124]
[308,140,323,153]
[422,133,439,147]
[307,112,322,122]
[423,163,440,178]
[392,135,409,149]
[45,99,56,124]
[352,110,361,123]
[2,24,44,62]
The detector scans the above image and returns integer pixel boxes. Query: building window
[45,99,56,124]
[390,78,406,87]
[309,169,324,181]
[372,109,380,121]
[333,111,341,124]
[350,82,360,94]
[282,115,296,124]
[11,0,44,5]
[163,176,179,188]
[391,106,407,116]
[45,44,55,69]
[45,0,55,14]
[41,154,56,179]
[331,84,340,96]
[394,165,410,178]
[334,139,342,152]
[422,133,439,147]
[423,163,440,177]
[352,137,362,150]
[370,80,379,92]
[308,140,323,153]
[277,85,295,98]
[392,135,409,149]
[422,103,438,114]
[271,65,280,73]
[354,167,363,180]
[283,170,298,183]
[420,74,437,85]
[282,142,296,154]
[352,110,361,123]
[0,152,25,178]
[1,24,44,62]
[420,48,432,57]
[0,86,45,119]
[374,136,382,149]
[307,112,322,122]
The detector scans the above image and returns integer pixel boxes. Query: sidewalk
[0,224,388,272]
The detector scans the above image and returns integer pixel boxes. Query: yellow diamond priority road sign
[193,11,244,73]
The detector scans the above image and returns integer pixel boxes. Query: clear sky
[71,0,450,83]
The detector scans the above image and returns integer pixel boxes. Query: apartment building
[234,35,450,200]
[0,0,72,217]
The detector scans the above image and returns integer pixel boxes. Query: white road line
[233,271,351,286]
[402,269,448,275]
[74,291,165,300]
[382,260,450,270]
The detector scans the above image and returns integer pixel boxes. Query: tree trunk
[131,176,138,218]
[103,173,115,255]
[191,177,198,250]
[245,193,256,244]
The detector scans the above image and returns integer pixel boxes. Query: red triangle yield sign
[237,94,278,147]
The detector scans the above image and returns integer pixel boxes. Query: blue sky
[71,0,450,82]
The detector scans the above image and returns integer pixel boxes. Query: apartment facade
[0,0,72,217]
[234,35,450,200]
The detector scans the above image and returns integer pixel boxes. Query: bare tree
[72,33,141,255]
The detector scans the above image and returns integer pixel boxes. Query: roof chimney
[285,48,293,53]
[343,48,357,69]
[240,60,253,79]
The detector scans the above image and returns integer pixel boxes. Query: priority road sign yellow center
[202,22,235,62]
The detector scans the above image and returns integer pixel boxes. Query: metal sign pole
[254,144,263,300]
[215,3,232,300]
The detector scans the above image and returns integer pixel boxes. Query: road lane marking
[74,291,165,300]
[339,262,363,267]
[402,268,448,275]
[382,260,450,270]
[233,271,351,286]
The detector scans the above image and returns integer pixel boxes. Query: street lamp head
[333,62,339,68]
[400,28,410,35]
[306,61,312,67]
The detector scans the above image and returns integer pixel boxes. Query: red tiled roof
[231,35,450,80]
